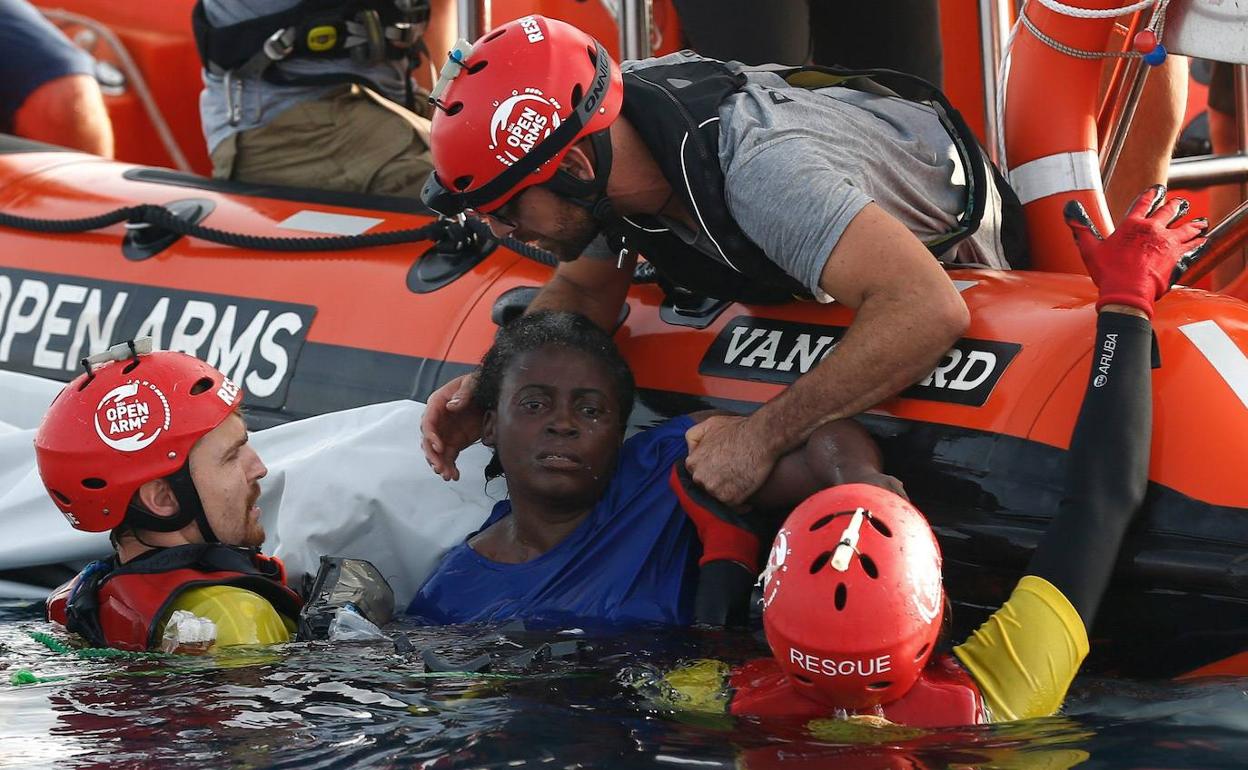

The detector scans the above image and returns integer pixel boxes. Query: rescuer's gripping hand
[1064,185,1208,318]
[670,464,760,571]
[421,372,484,482]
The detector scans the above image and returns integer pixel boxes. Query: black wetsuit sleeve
[1024,311,1154,628]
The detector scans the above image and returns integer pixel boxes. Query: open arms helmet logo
[93,380,171,452]
[488,89,563,168]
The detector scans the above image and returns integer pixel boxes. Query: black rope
[0,205,141,234]
[0,203,585,275]
[0,203,450,251]
[499,235,559,268]
[143,204,448,251]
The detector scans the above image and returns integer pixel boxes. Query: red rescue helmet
[761,484,944,710]
[420,15,623,217]
[34,342,244,533]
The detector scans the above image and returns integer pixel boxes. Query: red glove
[670,463,759,571]
[1064,185,1208,318]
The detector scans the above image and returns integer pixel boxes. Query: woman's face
[482,345,625,511]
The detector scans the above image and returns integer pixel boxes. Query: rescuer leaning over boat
[419,15,1024,511]
[36,347,302,652]
[649,186,1208,727]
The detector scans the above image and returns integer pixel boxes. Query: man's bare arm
[527,250,638,331]
[755,203,966,451]
[685,203,968,504]
[14,74,114,157]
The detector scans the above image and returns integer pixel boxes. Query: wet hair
[475,311,635,479]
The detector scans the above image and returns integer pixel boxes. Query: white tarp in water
[0,370,495,607]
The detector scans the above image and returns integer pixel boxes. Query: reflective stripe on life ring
[1009,149,1102,206]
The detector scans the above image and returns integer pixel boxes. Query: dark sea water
[2,599,1246,770]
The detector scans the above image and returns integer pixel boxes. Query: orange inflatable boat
[0,137,1245,676]
[3,0,1245,677]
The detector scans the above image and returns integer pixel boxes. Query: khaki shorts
[211,85,432,197]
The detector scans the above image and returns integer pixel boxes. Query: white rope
[1034,0,1158,20]
[995,15,1022,172]
[1021,12,1144,60]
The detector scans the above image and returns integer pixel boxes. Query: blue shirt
[0,0,94,132]
[407,416,701,627]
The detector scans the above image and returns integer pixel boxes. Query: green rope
[9,631,177,686]
[9,669,67,686]
[27,630,166,660]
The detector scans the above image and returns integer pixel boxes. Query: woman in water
[408,309,899,626]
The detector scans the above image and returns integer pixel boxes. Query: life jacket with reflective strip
[47,544,303,652]
[728,654,988,728]
[608,58,1021,304]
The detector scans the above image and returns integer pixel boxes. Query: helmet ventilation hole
[834,582,847,610]
[50,489,71,505]
[446,101,464,116]
[794,673,813,685]
[860,554,879,579]
[867,515,892,537]
[81,477,107,490]
[190,377,214,395]
[570,83,583,107]
[915,643,930,661]
[810,551,832,574]
[467,60,488,74]
[809,513,836,531]
[122,358,140,374]
[452,175,473,191]
[481,28,505,44]
[867,681,893,691]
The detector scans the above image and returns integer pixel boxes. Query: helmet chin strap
[540,129,620,231]
[121,463,220,545]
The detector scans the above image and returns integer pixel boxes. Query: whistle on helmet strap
[830,507,867,572]
[83,337,154,368]
[430,38,474,103]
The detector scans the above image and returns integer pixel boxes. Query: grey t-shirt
[199,0,408,153]
[601,52,1009,298]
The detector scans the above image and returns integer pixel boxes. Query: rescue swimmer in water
[36,343,302,652]
[652,186,1208,727]
[419,14,1022,508]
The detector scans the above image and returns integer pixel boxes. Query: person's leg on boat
[1205,61,1247,289]
[1104,55,1188,223]
[211,85,432,197]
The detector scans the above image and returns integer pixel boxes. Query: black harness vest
[608,59,1024,304]
[192,0,429,81]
